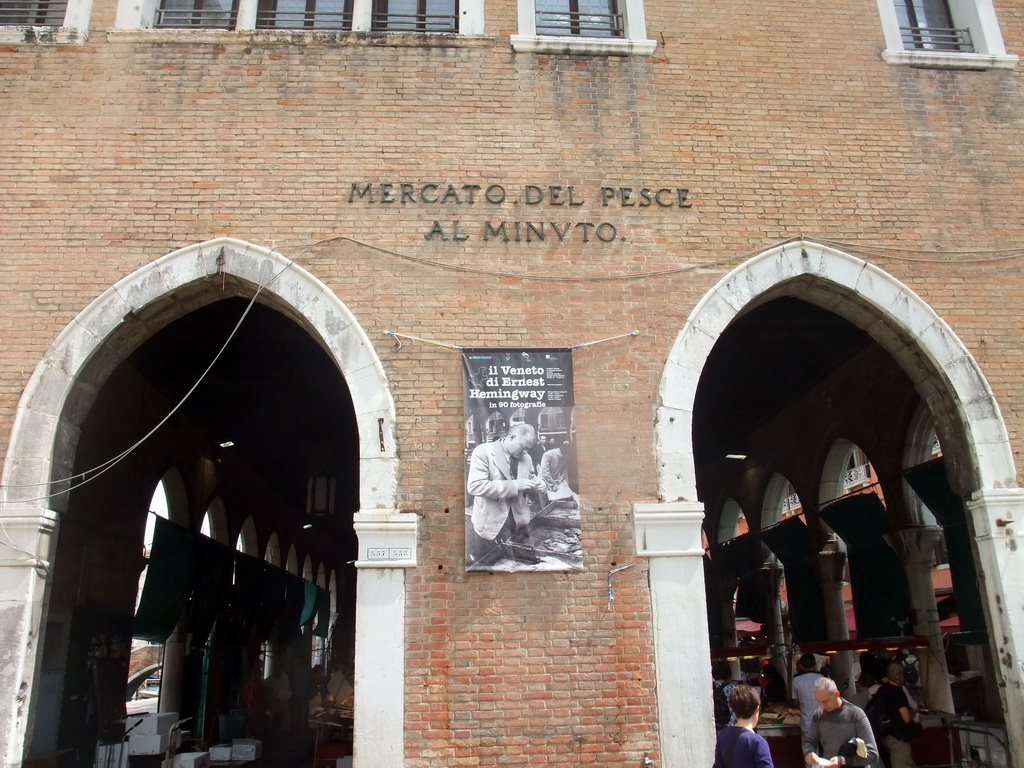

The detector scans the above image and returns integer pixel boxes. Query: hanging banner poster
[463,348,581,573]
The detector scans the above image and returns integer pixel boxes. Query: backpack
[865,688,896,739]
[713,682,733,728]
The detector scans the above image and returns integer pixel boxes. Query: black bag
[867,686,921,742]
[713,683,732,729]
[865,690,896,739]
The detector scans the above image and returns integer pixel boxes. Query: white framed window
[115,0,482,34]
[0,0,92,43]
[876,0,1017,69]
[511,0,655,56]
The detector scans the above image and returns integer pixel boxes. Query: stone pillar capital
[887,525,944,566]
[813,549,847,585]
[632,501,705,557]
[353,509,417,568]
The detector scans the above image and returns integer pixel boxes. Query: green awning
[735,571,767,624]
[705,554,727,644]
[819,494,912,638]
[134,516,198,643]
[904,458,989,646]
[761,516,828,642]
[711,532,764,577]
[187,535,234,647]
[312,588,331,638]
[300,581,320,626]
[134,517,328,646]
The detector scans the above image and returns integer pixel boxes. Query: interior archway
[647,239,1023,764]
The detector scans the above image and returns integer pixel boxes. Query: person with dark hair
[792,653,825,739]
[760,661,787,704]
[539,441,576,495]
[712,660,736,731]
[713,684,774,768]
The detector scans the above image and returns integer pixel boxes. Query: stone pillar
[964,489,1024,758]
[887,526,954,713]
[633,501,712,768]
[160,619,187,714]
[814,550,852,695]
[763,565,789,680]
[0,504,59,768]
[351,510,416,768]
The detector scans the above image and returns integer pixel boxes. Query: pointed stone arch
[656,239,1015,503]
[0,238,406,767]
[639,239,1024,765]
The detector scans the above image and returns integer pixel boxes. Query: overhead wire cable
[0,243,310,503]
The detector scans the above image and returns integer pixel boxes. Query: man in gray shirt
[803,677,879,767]
[792,653,824,738]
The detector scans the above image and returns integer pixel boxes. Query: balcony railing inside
[0,0,68,25]
[535,10,622,38]
[255,6,352,29]
[900,25,974,52]
[370,10,456,32]
[155,3,237,27]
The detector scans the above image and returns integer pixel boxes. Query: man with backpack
[865,662,920,768]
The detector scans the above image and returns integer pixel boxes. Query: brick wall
[2,0,1023,763]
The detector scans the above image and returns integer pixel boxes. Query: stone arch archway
[637,239,1024,766]
[656,239,1015,502]
[0,238,409,767]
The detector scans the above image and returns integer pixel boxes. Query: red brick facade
[2,0,1023,765]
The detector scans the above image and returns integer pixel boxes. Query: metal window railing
[535,10,622,37]
[370,10,456,32]
[155,5,237,27]
[0,0,68,25]
[255,8,352,28]
[900,25,974,52]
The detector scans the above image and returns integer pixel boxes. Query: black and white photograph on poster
[463,348,582,572]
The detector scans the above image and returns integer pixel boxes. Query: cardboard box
[127,733,170,756]
[230,739,262,761]
[172,752,209,768]
[208,745,232,763]
[126,713,179,736]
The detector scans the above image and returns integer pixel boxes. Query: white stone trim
[510,34,655,55]
[965,489,1024,758]
[353,509,418,569]
[0,0,93,44]
[0,237,401,768]
[631,501,714,768]
[352,567,407,767]
[511,0,656,56]
[114,0,483,34]
[350,510,416,765]
[881,49,1017,69]
[875,0,1017,70]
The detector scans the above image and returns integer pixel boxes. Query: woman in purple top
[713,684,775,768]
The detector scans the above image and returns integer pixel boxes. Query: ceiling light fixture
[219,441,235,448]
[726,453,747,460]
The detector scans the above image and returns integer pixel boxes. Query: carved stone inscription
[346,182,693,244]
